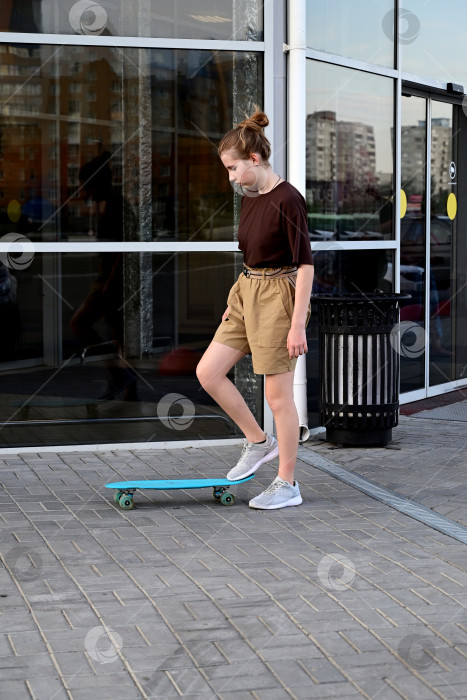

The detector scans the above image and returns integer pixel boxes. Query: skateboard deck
[106,475,254,510]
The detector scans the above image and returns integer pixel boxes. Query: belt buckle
[243,266,251,278]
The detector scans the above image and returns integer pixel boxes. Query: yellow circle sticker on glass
[447,192,457,220]
[7,200,21,223]
[400,189,407,219]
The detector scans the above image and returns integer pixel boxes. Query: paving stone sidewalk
[1,404,467,699]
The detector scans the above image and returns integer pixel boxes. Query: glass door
[400,92,467,396]
[400,94,427,393]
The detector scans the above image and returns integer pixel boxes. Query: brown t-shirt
[237,181,313,268]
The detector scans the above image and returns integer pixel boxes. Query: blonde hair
[218,108,271,162]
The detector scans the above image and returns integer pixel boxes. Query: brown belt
[243,265,298,279]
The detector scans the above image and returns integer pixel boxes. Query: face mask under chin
[230,180,261,198]
[229,162,262,197]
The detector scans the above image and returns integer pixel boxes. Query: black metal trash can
[313,293,411,446]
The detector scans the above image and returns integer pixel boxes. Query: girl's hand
[222,306,230,321]
[287,325,308,358]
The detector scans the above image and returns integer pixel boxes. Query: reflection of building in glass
[401,118,452,200]
[0,44,233,241]
[0,46,43,212]
[306,110,377,210]
[431,118,453,198]
[306,111,336,184]
[0,44,121,238]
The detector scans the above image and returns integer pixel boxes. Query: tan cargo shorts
[212,267,311,375]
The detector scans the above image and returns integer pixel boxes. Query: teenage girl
[196,109,314,509]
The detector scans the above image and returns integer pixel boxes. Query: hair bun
[219,107,271,161]
[238,107,269,131]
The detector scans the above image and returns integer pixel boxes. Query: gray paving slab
[1,407,467,698]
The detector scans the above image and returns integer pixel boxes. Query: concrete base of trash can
[325,426,393,446]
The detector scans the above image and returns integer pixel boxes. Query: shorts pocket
[256,283,293,347]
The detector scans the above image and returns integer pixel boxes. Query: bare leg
[70,299,103,347]
[265,371,298,485]
[196,341,265,443]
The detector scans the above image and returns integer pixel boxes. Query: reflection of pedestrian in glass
[69,152,137,399]
[197,110,314,510]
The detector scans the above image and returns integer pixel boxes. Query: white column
[288,0,309,441]
[262,0,287,435]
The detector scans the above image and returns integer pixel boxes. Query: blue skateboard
[106,475,254,510]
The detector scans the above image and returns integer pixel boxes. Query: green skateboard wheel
[119,493,135,510]
[220,492,235,506]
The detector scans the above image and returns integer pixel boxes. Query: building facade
[0,1,466,452]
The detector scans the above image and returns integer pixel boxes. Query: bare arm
[287,264,314,358]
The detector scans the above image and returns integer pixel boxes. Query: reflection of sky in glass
[306,0,394,68]
[402,1,467,85]
[306,61,394,173]
[402,95,425,127]
[401,100,452,174]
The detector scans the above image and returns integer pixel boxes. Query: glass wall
[0,3,264,447]
[429,101,466,387]
[400,95,426,393]
[306,1,467,106]
[305,52,397,424]
[306,61,394,244]
[0,44,262,243]
[0,1,263,41]
[3,0,466,448]
[306,0,395,68]
[304,0,467,406]
[0,251,262,446]
[399,94,467,394]
[400,1,467,86]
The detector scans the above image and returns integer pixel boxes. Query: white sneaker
[249,476,303,510]
[227,434,279,481]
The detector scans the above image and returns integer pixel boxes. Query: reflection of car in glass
[384,263,424,316]
[309,229,384,243]
[401,216,451,291]
[384,263,424,295]
[308,212,386,241]
[309,229,334,242]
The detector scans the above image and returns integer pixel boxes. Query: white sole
[249,494,303,509]
[227,444,279,481]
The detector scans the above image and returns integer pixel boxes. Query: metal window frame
[0,32,265,51]
[424,97,432,394]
